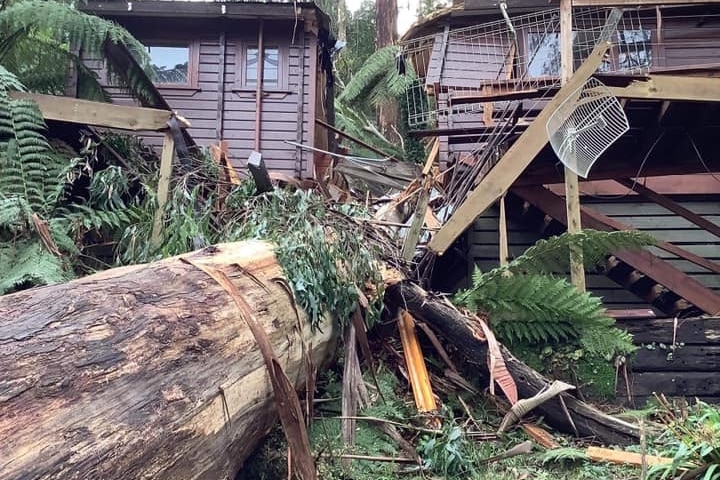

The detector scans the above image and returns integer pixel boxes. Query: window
[525,29,652,77]
[526,33,561,78]
[614,30,652,71]
[242,45,284,89]
[145,44,197,87]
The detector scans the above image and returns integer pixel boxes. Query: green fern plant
[455,230,655,393]
[0,0,158,104]
[339,45,416,108]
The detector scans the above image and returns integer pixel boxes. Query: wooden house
[78,0,336,180]
[401,1,720,318]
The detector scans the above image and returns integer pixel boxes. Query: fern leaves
[0,0,155,103]
[340,45,416,107]
[484,229,655,282]
[456,230,652,359]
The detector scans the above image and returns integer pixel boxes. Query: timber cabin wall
[469,195,720,311]
[83,17,319,179]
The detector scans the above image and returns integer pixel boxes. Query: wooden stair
[505,189,720,318]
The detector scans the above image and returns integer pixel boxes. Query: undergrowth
[243,364,640,480]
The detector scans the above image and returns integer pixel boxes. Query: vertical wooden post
[254,20,265,152]
[151,132,175,246]
[499,194,509,267]
[560,0,586,291]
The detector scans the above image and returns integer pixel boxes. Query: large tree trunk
[375,0,400,143]
[0,241,336,480]
[385,281,641,446]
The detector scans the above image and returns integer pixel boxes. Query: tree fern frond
[0,240,70,294]
[480,230,655,283]
[339,45,398,104]
[0,0,153,102]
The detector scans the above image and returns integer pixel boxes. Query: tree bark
[384,281,641,446]
[0,240,336,480]
[375,0,400,142]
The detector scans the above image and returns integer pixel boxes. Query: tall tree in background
[375,0,400,141]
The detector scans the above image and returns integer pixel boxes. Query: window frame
[237,43,289,91]
[143,39,200,89]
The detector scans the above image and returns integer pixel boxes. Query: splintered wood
[397,310,439,421]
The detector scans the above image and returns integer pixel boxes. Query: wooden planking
[429,41,613,255]
[616,317,720,345]
[10,92,173,131]
[81,20,315,178]
[614,179,720,238]
[630,345,720,372]
[607,75,720,102]
[626,371,720,397]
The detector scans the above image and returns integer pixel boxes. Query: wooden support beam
[499,194,509,267]
[614,178,720,238]
[512,185,720,315]
[428,41,613,255]
[607,75,720,102]
[9,92,176,131]
[151,132,176,245]
[560,0,586,291]
[516,158,719,186]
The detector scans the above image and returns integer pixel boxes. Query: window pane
[616,30,652,71]
[246,48,259,86]
[147,46,189,84]
[245,47,280,87]
[527,33,560,78]
[263,48,279,86]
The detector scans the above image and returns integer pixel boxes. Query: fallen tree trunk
[0,241,336,480]
[385,280,640,445]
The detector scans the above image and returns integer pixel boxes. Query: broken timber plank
[397,310,438,417]
[586,446,672,467]
[9,91,176,131]
[151,132,176,245]
[512,185,720,315]
[605,75,720,102]
[401,139,439,261]
[428,40,613,255]
[615,178,720,238]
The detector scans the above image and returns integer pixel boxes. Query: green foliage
[417,409,484,477]
[0,0,157,103]
[649,401,720,480]
[455,230,652,397]
[0,239,69,292]
[335,100,406,160]
[541,447,589,464]
[334,0,377,86]
[339,45,416,108]
[477,229,656,282]
[220,188,383,329]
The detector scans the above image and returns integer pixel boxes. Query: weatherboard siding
[84,20,316,178]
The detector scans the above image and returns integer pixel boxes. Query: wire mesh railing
[401,7,654,128]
